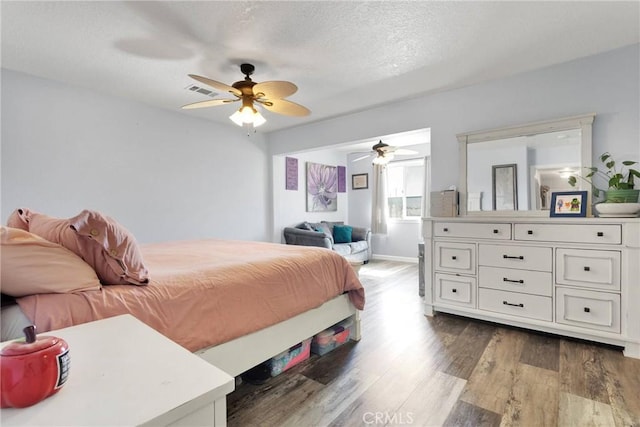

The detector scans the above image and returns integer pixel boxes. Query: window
[386,159,425,219]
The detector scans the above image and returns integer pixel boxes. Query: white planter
[594,202,640,218]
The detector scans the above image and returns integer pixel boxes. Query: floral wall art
[306,162,338,212]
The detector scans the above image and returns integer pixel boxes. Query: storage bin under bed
[311,318,354,356]
[267,337,312,376]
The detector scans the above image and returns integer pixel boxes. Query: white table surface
[1,314,235,426]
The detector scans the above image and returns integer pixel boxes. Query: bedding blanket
[16,239,365,352]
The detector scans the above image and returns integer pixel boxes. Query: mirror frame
[457,113,595,216]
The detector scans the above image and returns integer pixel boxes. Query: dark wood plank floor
[227,260,640,427]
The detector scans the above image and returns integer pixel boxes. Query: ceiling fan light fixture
[229,105,266,127]
[184,64,309,131]
[372,153,394,165]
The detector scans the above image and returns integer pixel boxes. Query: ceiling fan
[352,141,418,164]
[182,63,310,127]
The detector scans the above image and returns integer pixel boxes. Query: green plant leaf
[576,152,638,193]
[609,175,621,188]
[568,176,577,186]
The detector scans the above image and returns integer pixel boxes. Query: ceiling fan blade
[253,81,298,99]
[394,148,418,155]
[188,74,242,97]
[259,98,311,116]
[352,154,372,162]
[181,98,239,110]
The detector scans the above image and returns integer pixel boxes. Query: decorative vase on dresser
[422,216,640,358]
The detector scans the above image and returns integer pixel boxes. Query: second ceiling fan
[182,63,310,127]
[352,141,417,164]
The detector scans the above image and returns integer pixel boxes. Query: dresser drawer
[556,249,621,291]
[435,273,476,308]
[434,242,476,274]
[479,266,552,296]
[434,222,511,240]
[478,288,552,321]
[479,244,552,272]
[514,224,622,245]
[556,287,620,333]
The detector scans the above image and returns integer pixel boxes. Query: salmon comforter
[16,239,365,352]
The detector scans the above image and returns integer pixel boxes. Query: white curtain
[371,163,388,234]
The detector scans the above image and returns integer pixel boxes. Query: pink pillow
[68,210,149,286]
[27,210,149,286]
[0,226,101,297]
[28,212,82,254]
[6,208,31,231]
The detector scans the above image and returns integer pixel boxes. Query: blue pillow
[333,225,353,244]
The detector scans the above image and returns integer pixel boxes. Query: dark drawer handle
[597,232,604,237]
[527,230,533,235]
[493,229,499,234]
[584,307,591,313]
[503,255,524,260]
[452,256,457,260]
[503,301,524,308]
[443,228,449,232]
[452,288,457,293]
[503,278,524,284]
[584,266,590,272]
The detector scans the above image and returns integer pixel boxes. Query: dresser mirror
[457,114,595,216]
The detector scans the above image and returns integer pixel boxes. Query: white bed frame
[196,294,361,377]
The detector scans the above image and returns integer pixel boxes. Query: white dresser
[423,217,640,358]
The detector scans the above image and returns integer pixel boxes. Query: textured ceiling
[2,1,639,133]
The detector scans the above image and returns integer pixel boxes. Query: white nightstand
[1,314,235,426]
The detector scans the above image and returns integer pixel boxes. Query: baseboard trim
[371,254,418,264]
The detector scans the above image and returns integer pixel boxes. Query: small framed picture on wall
[352,173,368,190]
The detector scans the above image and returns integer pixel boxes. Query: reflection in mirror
[467,129,581,212]
[458,114,594,216]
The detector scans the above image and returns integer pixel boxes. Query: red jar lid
[0,326,59,357]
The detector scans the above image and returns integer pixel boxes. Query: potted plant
[568,152,640,203]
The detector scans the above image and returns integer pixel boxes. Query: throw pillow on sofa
[333,225,353,244]
[310,222,334,244]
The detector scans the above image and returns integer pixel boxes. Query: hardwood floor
[227,260,640,427]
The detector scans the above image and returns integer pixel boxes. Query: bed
[1,211,365,378]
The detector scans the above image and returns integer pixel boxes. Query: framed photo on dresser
[550,191,588,217]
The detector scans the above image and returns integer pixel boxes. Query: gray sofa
[283,221,371,263]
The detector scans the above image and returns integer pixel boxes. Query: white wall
[268,44,640,196]
[272,149,347,242]
[1,69,271,243]
[347,152,373,229]
[3,45,637,250]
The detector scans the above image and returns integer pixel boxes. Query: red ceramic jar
[1,325,70,408]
